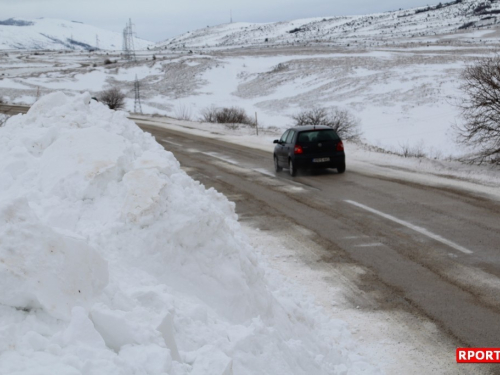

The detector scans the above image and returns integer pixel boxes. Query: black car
[273,125,345,176]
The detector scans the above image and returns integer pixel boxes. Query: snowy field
[1,38,500,159]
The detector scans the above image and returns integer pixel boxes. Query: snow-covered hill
[158,0,500,48]
[0,18,152,51]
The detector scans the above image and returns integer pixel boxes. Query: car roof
[289,125,333,131]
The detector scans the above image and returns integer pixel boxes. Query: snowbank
[0,92,380,374]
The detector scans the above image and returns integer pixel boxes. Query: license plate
[313,158,330,163]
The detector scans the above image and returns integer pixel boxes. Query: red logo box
[457,348,500,363]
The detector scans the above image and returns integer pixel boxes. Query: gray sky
[1,0,439,42]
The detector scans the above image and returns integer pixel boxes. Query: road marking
[277,177,321,191]
[160,139,182,147]
[202,152,239,165]
[253,168,275,177]
[355,243,384,248]
[345,200,473,255]
[278,185,305,193]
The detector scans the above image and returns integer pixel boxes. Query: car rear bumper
[293,153,345,169]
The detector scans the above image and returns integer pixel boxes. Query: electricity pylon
[122,19,136,61]
[134,75,143,114]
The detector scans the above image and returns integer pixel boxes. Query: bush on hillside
[200,106,255,128]
[99,87,126,110]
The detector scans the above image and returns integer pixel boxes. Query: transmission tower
[96,34,100,50]
[122,19,136,61]
[134,75,143,114]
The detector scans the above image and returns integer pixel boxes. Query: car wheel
[274,155,282,172]
[337,163,346,174]
[289,159,297,177]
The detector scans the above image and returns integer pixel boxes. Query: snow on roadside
[0,92,381,374]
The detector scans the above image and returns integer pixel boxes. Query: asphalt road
[136,124,500,351]
[3,104,500,370]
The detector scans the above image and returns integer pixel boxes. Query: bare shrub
[270,63,288,73]
[0,114,10,127]
[174,104,193,121]
[99,87,126,110]
[200,106,255,127]
[397,141,426,158]
[216,107,254,125]
[200,105,218,123]
[292,107,361,140]
[104,58,113,65]
[455,56,500,164]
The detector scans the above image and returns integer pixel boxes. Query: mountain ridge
[0,17,152,51]
[157,0,500,49]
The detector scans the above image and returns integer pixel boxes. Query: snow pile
[0,92,379,374]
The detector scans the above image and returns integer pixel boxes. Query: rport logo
[456,348,500,363]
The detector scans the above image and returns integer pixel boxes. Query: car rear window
[297,130,339,143]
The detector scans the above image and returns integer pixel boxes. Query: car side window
[279,130,290,143]
[286,130,295,144]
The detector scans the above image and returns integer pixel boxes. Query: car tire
[274,155,282,172]
[337,163,346,174]
[289,159,297,177]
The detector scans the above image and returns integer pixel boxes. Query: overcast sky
[2,0,439,42]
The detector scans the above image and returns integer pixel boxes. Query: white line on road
[355,243,384,248]
[202,152,240,165]
[345,200,473,255]
[252,168,321,191]
[160,139,182,147]
[253,168,275,177]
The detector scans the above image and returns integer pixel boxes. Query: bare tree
[292,107,361,140]
[456,56,500,164]
[292,107,328,126]
[99,87,126,110]
[327,109,361,140]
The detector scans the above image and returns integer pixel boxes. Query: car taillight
[336,141,344,152]
[294,145,303,154]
